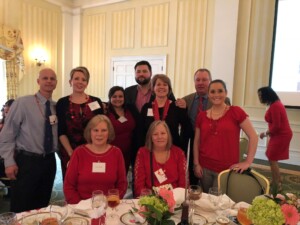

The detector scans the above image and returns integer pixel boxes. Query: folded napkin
[133,212,146,224]
[172,187,185,207]
[72,199,106,219]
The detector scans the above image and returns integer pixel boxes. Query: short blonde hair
[145,120,172,151]
[70,66,90,83]
[84,115,115,144]
[151,74,173,97]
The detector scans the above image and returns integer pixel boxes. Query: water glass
[208,187,222,207]
[140,188,152,197]
[91,190,107,209]
[0,212,17,225]
[50,199,68,222]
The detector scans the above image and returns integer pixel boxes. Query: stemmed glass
[208,187,222,207]
[107,189,120,219]
[188,185,202,224]
[49,200,68,223]
[140,188,152,197]
[92,190,107,210]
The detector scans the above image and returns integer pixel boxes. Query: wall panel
[174,0,208,98]
[81,13,106,98]
[112,8,135,49]
[141,3,169,47]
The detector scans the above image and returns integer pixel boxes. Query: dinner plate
[120,212,146,225]
[192,213,207,225]
[18,211,62,225]
[63,217,89,225]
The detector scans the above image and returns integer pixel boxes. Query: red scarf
[152,99,170,121]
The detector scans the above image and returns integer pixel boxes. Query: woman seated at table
[134,120,187,197]
[64,115,128,204]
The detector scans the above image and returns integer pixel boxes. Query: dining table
[17,191,243,225]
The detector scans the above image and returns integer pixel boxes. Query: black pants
[10,151,56,213]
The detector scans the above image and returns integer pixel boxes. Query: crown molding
[45,0,127,9]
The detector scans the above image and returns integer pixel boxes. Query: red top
[134,145,187,197]
[265,100,292,160]
[64,145,128,204]
[107,110,136,172]
[196,106,248,173]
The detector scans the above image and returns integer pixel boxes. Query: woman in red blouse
[106,86,137,174]
[134,120,187,197]
[193,79,258,193]
[64,115,127,204]
[258,86,292,191]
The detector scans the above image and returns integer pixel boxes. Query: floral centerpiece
[133,188,176,225]
[247,192,300,225]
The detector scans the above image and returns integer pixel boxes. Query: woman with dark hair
[0,99,14,131]
[257,86,292,191]
[56,66,104,178]
[106,86,137,174]
[193,79,258,193]
[140,74,190,151]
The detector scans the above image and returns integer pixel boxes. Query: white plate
[120,212,146,225]
[63,217,89,225]
[18,211,62,225]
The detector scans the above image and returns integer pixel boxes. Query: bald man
[0,68,58,212]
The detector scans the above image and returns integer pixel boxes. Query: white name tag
[154,168,168,184]
[147,108,154,117]
[92,162,106,173]
[88,101,101,111]
[49,115,57,125]
[118,116,128,123]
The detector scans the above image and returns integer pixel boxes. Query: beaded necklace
[209,105,228,135]
[69,94,90,119]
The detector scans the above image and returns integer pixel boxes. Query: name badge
[88,101,101,111]
[118,116,128,123]
[154,168,168,184]
[49,115,57,125]
[92,162,106,173]
[147,108,154,117]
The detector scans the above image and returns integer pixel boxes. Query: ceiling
[46,0,127,9]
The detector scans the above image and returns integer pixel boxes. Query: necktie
[198,96,203,112]
[44,100,53,154]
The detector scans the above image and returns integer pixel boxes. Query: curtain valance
[0,24,24,70]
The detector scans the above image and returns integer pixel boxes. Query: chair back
[218,168,270,204]
[239,137,248,162]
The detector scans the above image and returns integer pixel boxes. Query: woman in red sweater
[134,120,187,197]
[258,86,292,191]
[64,115,127,204]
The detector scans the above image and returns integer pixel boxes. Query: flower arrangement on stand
[133,188,176,225]
[247,192,300,225]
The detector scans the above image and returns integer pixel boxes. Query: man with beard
[125,61,175,196]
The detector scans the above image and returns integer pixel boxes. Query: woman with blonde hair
[134,120,187,197]
[56,66,104,178]
[64,115,127,204]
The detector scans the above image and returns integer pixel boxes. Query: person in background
[0,99,14,132]
[0,68,58,212]
[134,120,187,197]
[176,68,230,185]
[193,79,258,193]
[56,66,104,178]
[106,86,138,174]
[257,86,292,192]
[140,74,190,151]
[64,115,127,204]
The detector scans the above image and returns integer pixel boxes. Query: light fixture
[35,58,46,67]
[31,47,48,67]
